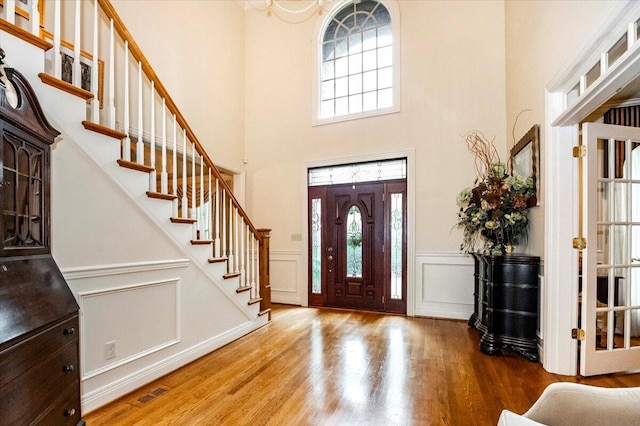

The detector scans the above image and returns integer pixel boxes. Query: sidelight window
[390,192,403,299]
[311,198,322,293]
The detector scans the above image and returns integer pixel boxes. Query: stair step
[223,272,241,280]
[82,120,126,139]
[249,297,262,306]
[117,159,154,173]
[190,239,213,245]
[258,308,271,318]
[236,286,252,293]
[146,191,177,201]
[208,257,227,264]
[170,217,197,224]
[39,73,93,101]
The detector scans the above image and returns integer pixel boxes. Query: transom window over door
[314,0,400,125]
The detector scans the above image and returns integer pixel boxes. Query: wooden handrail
[96,0,259,235]
[0,20,51,50]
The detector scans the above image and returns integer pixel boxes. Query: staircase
[0,0,270,412]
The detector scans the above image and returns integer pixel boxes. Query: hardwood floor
[84,305,640,425]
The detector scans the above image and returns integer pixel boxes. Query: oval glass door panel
[346,205,362,278]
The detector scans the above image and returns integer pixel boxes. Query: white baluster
[181,130,187,218]
[136,61,144,165]
[251,235,257,297]
[122,41,131,161]
[160,99,168,194]
[90,0,99,123]
[73,0,81,88]
[30,0,40,36]
[199,155,204,239]
[149,81,157,192]
[3,0,15,25]
[233,208,242,274]
[172,116,178,217]
[207,168,212,241]
[221,189,226,257]
[214,178,221,257]
[191,142,196,239]
[53,0,61,79]
[240,222,246,286]
[198,155,206,240]
[108,18,116,128]
[228,202,234,272]
[246,225,251,289]
[256,239,261,299]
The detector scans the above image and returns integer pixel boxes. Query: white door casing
[544,0,640,375]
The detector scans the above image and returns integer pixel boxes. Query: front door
[308,179,407,314]
[581,122,640,375]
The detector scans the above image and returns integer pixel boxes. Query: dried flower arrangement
[456,131,536,255]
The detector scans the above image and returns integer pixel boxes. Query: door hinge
[573,237,587,250]
[573,145,586,157]
[572,328,585,341]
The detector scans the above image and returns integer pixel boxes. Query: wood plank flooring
[84,305,640,425]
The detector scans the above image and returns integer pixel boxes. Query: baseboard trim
[271,292,302,305]
[414,302,473,321]
[81,319,263,413]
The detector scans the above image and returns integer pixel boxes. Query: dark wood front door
[308,180,406,314]
[326,182,384,310]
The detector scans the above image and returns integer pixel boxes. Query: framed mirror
[510,124,539,206]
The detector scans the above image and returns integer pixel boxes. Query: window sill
[312,105,401,127]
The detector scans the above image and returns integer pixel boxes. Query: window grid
[320,0,393,119]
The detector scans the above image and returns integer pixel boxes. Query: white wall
[504,0,612,257]
[244,0,507,313]
[48,119,258,412]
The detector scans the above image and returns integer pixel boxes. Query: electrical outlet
[105,340,116,360]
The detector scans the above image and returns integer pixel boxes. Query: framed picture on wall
[510,124,540,206]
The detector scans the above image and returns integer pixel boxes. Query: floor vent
[137,387,168,404]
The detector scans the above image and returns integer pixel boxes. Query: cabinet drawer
[0,339,79,425]
[33,385,81,426]
[488,283,538,313]
[0,315,78,388]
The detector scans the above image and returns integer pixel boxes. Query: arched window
[314,0,400,124]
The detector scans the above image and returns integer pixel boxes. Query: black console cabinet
[468,254,540,361]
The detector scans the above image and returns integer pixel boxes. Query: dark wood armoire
[0,52,84,425]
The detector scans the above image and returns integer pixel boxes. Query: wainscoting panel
[270,250,302,305]
[79,279,180,379]
[414,252,475,320]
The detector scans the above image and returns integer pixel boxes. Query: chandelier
[248,0,333,23]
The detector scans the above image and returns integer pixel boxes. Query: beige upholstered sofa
[497,382,640,426]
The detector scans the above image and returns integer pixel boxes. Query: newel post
[257,228,271,320]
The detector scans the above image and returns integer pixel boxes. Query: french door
[308,180,407,314]
[581,122,640,375]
